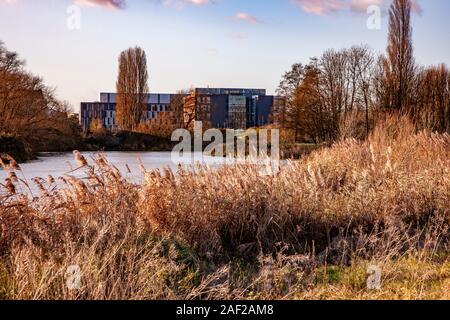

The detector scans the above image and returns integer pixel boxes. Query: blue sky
[0,0,449,112]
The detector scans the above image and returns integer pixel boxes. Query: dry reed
[0,115,448,299]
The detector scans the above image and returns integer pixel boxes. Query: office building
[183,88,284,130]
[80,92,176,132]
[80,88,285,132]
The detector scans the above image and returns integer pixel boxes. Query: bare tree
[170,89,192,129]
[116,47,149,132]
[386,0,415,111]
[279,47,377,142]
[320,49,349,139]
[0,41,82,152]
[277,63,304,100]
[414,64,450,133]
[350,45,376,136]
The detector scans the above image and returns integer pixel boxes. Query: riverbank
[0,118,448,300]
[1,131,176,164]
[0,136,34,163]
[83,131,175,152]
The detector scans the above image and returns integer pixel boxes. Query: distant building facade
[271,96,287,126]
[80,88,285,132]
[183,88,284,130]
[80,92,175,132]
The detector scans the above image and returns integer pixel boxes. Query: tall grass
[141,115,449,258]
[0,115,449,299]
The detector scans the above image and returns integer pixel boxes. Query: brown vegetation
[0,116,448,299]
[0,0,448,300]
[116,46,149,132]
[277,0,449,143]
[0,41,82,159]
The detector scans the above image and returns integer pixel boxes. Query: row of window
[149,104,169,112]
[144,111,159,119]
[101,111,162,127]
[81,104,169,116]
[197,97,211,104]
[82,108,169,120]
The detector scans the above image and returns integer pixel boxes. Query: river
[0,151,234,192]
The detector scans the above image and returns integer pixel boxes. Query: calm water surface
[0,151,228,190]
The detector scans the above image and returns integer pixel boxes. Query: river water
[0,151,233,191]
[0,151,283,196]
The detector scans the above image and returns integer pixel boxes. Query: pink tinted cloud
[350,0,422,14]
[293,0,423,15]
[233,12,262,24]
[74,0,126,9]
[189,0,210,5]
[161,0,211,8]
[0,0,210,9]
[350,0,384,13]
[292,0,346,15]
[0,0,423,15]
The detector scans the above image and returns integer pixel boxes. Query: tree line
[0,41,82,160]
[278,0,449,143]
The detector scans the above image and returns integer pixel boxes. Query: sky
[0,0,449,112]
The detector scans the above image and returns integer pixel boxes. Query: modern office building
[80,92,176,132]
[80,88,285,132]
[183,88,284,130]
